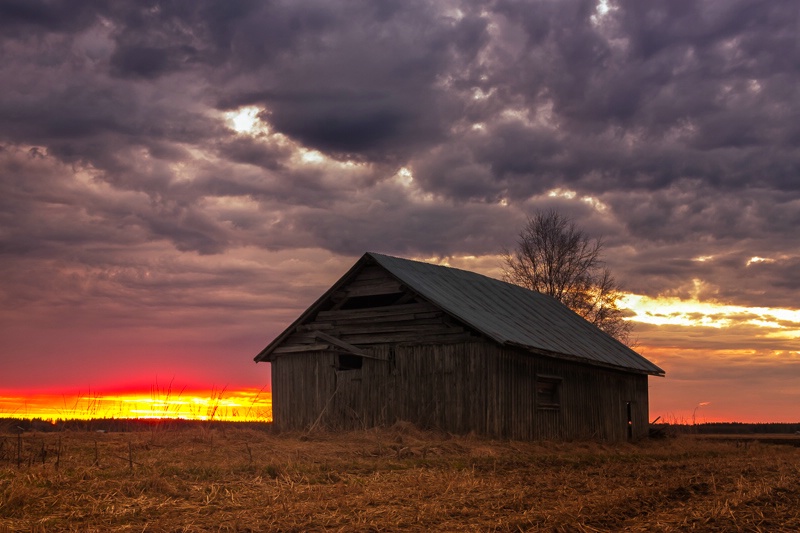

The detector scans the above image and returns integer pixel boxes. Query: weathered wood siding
[270,341,650,441]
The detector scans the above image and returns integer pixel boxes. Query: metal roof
[368,252,664,376]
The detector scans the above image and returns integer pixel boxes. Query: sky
[1,0,798,423]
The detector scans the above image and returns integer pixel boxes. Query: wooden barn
[255,253,664,441]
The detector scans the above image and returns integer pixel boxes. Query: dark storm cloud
[216,137,291,172]
[208,1,488,161]
[440,0,799,193]
[109,44,194,80]
[4,0,796,192]
[0,0,103,35]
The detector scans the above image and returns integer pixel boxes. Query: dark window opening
[337,354,363,371]
[339,292,405,310]
[536,376,561,410]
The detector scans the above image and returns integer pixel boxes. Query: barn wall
[530,348,650,441]
[270,351,335,430]
[271,341,651,441]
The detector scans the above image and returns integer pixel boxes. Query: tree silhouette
[502,210,632,344]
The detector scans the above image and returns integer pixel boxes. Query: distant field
[1,424,799,532]
[693,434,800,447]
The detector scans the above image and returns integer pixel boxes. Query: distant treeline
[3,417,799,436]
[664,422,800,435]
[0,417,274,433]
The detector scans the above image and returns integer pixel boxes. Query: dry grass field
[1,424,799,532]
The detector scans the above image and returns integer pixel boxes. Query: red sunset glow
[0,387,272,423]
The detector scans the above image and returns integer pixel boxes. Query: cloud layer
[1,0,798,420]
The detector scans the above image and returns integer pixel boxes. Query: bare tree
[502,210,632,344]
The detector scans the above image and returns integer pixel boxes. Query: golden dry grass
[1,424,799,532]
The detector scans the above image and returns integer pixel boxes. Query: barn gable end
[257,261,478,359]
[255,252,664,441]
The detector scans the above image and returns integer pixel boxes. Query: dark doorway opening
[626,401,633,440]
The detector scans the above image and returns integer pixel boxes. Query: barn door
[331,364,363,429]
[626,401,633,440]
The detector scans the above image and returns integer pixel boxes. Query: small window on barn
[536,376,561,410]
[337,354,363,371]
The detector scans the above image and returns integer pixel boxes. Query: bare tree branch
[502,210,632,345]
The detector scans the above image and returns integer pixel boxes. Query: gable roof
[255,252,664,376]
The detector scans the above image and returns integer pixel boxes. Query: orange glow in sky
[0,388,272,423]
[621,292,800,424]
[622,292,800,336]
